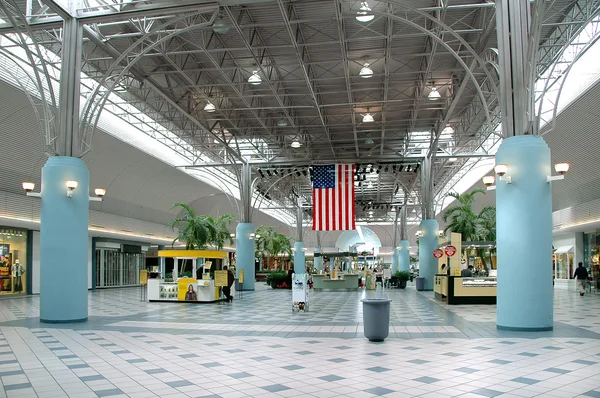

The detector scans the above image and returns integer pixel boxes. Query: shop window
[0,228,28,295]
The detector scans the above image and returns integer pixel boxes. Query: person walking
[574,262,589,296]
[223,266,235,302]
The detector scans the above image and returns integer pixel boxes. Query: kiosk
[148,250,232,303]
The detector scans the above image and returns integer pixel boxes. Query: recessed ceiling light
[204,101,216,112]
[248,70,262,85]
[356,1,374,22]
[359,63,373,78]
[448,157,458,162]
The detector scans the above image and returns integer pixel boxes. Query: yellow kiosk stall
[148,250,232,303]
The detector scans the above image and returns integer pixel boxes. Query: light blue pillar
[418,220,439,291]
[236,223,255,291]
[294,242,305,273]
[40,157,89,323]
[398,240,410,272]
[391,248,399,274]
[496,135,553,331]
[158,244,166,277]
[314,248,323,271]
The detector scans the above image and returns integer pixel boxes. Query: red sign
[445,245,457,257]
[433,249,444,259]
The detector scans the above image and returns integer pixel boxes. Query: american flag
[312,164,355,231]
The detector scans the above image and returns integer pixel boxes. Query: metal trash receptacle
[415,277,425,291]
[361,298,392,342]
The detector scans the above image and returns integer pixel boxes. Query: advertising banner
[139,270,148,285]
[178,278,198,301]
[214,270,228,287]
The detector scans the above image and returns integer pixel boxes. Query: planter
[361,298,392,342]
[398,280,407,289]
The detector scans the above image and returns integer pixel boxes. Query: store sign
[433,249,444,258]
[445,245,457,257]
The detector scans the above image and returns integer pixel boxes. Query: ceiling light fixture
[291,140,302,148]
[363,111,374,123]
[204,101,216,112]
[359,63,373,78]
[428,86,441,100]
[212,12,230,35]
[248,70,262,85]
[356,1,374,22]
[277,119,288,127]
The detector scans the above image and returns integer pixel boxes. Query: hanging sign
[433,249,444,259]
[444,245,457,257]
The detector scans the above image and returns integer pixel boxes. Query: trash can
[415,277,425,291]
[361,298,392,342]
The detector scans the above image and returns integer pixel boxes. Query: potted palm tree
[442,189,496,270]
[169,202,234,274]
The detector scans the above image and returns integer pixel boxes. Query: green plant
[255,226,292,271]
[266,271,288,288]
[168,203,234,250]
[442,189,496,270]
[394,271,410,282]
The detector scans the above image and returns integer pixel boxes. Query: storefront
[0,227,29,295]
[94,240,149,288]
[553,246,574,280]
[583,232,599,288]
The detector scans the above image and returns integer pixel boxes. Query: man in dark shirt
[461,265,473,277]
[574,262,589,296]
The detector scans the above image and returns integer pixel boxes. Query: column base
[41,317,88,324]
[497,325,553,332]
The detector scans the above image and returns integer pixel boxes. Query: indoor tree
[442,189,496,270]
[255,225,292,271]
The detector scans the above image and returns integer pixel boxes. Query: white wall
[32,232,92,294]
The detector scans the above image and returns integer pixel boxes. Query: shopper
[461,264,473,277]
[223,266,235,302]
[573,262,589,296]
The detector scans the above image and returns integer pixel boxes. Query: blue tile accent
[407,359,429,364]
[511,377,540,385]
[489,359,512,365]
[281,365,304,370]
[225,349,244,353]
[178,353,198,358]
[472,388,503,397]
[583,391,600,398]
[58,355,78,359]
[262,384,290,392]
[333,346,352,350]
[202,362,223,368]
[573,359,597,365]
[442,352,462,357]
[80,375,105,382]
[366,366,391,373]
[455,367,479,374]
[327,358,349,363]
[544,367,570,374]
[368,352,387,357]
[95,388,124,397]
[126,358,147,363]
[161,346,178,350]
[250,356,271,361]
[542,345,563,350]
[145,368,168,374]
[413,376,440,384]
[112,350,130,355]
[402,346,420,350]
[67,364,90,369]
[364,387,395,396]
[166,380,193,388]
[228,372,252,378]
[4,383,31,391]
[295,351,313,355]
[318,374,345,381]
[498,341,517,345]
[0,359,19,365]
[518,352,539,357]
[0,370,24,376]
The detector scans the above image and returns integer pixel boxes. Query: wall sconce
[482,175,496,191]
[230,233,235,239]
[416,230,423,237]
[249,233,255,240]
[494,164,512,184]
[547,162,570,182]
[438,230,445,238]
[66,180,78,198]
[22,182,41,198]
[89,188,107,202]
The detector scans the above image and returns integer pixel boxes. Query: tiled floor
[0,284,599,397]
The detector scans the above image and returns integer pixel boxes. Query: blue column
[157,244,165,277]
[236,223,255,291]
[496,135,553,331]
[391,247,398,274]
[40,156,89,323]
[294,242,305,273]
[314,248,323,271]
[398,240,410,272]
[418,220,439,291]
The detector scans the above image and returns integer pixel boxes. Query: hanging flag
[312,164,355,231]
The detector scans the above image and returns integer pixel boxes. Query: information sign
[444,245,457,257]
[139,270,148,285]
[238,270,244,284]
[214,270,228,287]
[433,248,444,259]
